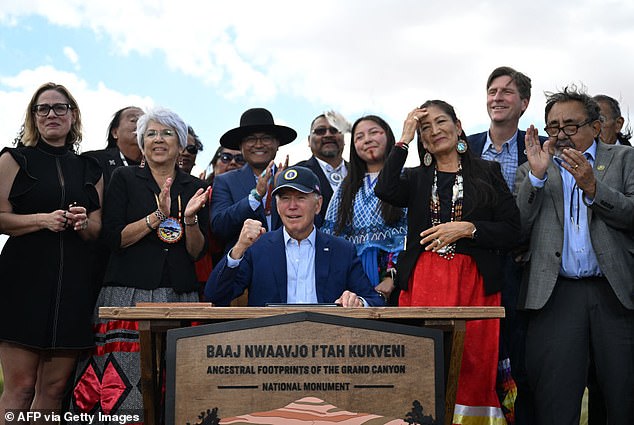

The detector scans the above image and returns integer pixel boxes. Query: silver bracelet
[145,214,155,230]
[375,289,388,303]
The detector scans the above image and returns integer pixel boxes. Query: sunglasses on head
[219,152,246,165]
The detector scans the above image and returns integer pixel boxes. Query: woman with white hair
[71,107,209,418]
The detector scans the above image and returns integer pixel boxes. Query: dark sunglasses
[183,144,202,155]
[219,152,246,165]
[312,126,341,136]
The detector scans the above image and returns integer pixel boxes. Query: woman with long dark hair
[322,115,407,305]
[375,100,520,424]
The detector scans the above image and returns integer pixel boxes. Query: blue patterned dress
[321,172,407,289]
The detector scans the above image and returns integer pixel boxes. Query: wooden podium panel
[99,305,504,425]
[165,312,444,424]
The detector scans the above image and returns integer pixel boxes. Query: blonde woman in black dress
[0,82,103,420]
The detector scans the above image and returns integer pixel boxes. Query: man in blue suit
[205,166,384,307]
[467,66,543,425]
[211,108,296,251]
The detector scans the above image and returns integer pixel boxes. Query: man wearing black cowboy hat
[211,108,297,251]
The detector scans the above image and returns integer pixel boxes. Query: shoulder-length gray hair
[136,107,188,150]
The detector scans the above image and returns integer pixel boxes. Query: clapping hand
[525,125,552,180]
[184,186,211,220]
[157,177,173,217]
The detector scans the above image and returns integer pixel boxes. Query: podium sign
[166,312,444,424]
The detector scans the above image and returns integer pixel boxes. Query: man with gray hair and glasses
[516,85,633,424]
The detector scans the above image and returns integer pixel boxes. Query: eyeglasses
[183,143,203,155]
[144,129,176,139]
[544,120,591,138]
[218,152,246,165]
[312,126,340,136]
[33,103,73,117]
[242,135,275,146]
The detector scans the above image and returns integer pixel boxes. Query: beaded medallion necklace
[429,160,463,260]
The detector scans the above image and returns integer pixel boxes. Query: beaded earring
[423,152,433,167]
[140,157,146,168]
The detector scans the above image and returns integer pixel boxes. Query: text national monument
[166,312,444,424]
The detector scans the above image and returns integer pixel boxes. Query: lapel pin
[323,247,329,251]
[108,160,116,165]
[597,165,605,171]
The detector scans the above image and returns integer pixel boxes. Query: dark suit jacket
[102,165,208,292]
[468,130,529,165]
[468,130,548,165]
[375,148,520,294]
[295,156,346,227]
[515,141,634,310]
[83,147,140,190]
[204,228,385,307]
[82,147,140,293]
[210,164,282,251]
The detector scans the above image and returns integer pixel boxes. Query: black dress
[0,141,101,349]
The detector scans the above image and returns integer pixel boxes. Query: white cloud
[4,0,634,124]
[62,46,79,65]
[63,46,80,70]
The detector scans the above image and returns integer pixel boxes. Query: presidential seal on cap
[272,166,321,196]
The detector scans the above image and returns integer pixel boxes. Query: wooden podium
[99,305,504,425]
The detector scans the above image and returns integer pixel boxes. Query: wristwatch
[184,215,198,226]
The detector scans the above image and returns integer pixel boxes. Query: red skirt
[400,252,506,425]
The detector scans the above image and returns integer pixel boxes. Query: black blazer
[83,147,140,190]
[375,148,520,294]
[102,165,208,292]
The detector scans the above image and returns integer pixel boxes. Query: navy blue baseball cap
[272,166,322,196]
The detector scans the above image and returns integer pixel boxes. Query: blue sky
[1,0,633,176]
